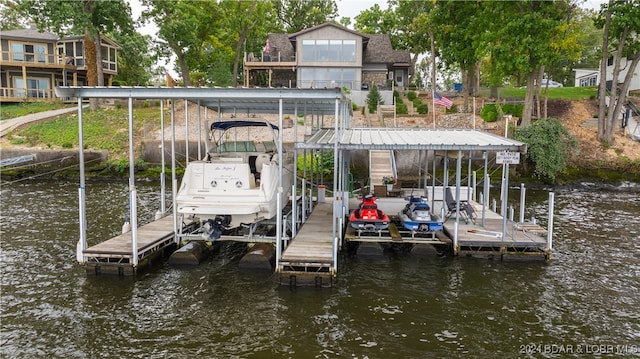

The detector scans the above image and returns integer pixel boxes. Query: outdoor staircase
[369,150,395,190]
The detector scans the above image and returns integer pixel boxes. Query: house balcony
[0,86,57,102]
[244,52,296,70]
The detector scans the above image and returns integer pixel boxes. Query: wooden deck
[278,201,335,287]
[84,215,190,275]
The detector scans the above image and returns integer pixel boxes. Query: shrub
[416,103,429,114]
[515,118,578,182]
[502,103,523,117]
[396,102,408,114]
[352,103,358,111]
[406,91,417,101]
[366,84,383,113]
[412,98,421,107]
[481,104,498,122]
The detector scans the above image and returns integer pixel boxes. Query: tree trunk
[84,31,98,111]
[597,8,611,142]
[177,50,191,86]
[521,73,536,126]
[94,32,104,87]
[604,25,629,144]
[232,0,257,87]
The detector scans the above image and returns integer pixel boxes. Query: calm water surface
[1,179,639,358]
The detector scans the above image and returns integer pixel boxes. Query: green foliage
[396,102,408,115]
[406,91,417,101]
[416,103,429,115]
[412,98,422,107]
[502,103,524,117]
[274,0,337,32]
[515,118,578,182]
[366,84,383,113]
[296,151,334,178]
[481,104,498,122]
[352,102,358,111]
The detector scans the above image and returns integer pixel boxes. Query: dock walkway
[278,201,335,287]
[83,215,188,275]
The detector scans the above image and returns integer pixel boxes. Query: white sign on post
[496,151,520,164]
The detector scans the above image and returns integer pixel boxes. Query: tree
[111,32,154,86]
[21,0,134,110]
[595,0,640,145]
[142,0,218,86]
[366,84,383,114]
[273,0,337,33]
[0,0,26,30]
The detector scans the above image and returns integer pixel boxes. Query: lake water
[1,179,639,358]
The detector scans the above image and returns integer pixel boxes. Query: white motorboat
[176,120,293,239]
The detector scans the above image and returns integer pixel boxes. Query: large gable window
[301,39,356,62]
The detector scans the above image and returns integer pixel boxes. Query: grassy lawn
[0,102,75,121]
[478,86,598,100]
[8,106,164,159]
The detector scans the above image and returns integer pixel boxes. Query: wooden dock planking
[84,215,179,260]
[281,201,334,265]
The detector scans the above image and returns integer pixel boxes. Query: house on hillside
[574,57,640,94]
[0,27,120,102]
[243,22,412,106]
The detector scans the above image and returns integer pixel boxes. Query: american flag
[433,92,453,109]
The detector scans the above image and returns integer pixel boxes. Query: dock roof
[297,127,526,152]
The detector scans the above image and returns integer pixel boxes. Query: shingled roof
[265,22,410,67]
[0,28,58,42]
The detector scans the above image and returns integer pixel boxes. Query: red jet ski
[349,195,390,232]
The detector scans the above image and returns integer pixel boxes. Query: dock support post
[547,192,555,251]
[184,99,189,165]
[171,99,178,238]
[519,183,526,223]
[453,150,463,255]
[501,163,510,242]
[276,99,284,271]
[160,100,166,215]
[128,97,139,266]
[77,97,87,263]
[482,151,488,226]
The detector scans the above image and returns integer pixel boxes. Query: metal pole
[547,192,555,251]
[171,100,178,237]
[454,151,462,255]
[483,151,488,226]
[160,101,166,214]
[197,99,202,160]
[467,150,472,202]
[128,97,139,266]
[184,99,189,165]
[519,183,526,223]
[275,99,284,270]
[76,97,87,263]
[501,163,510,242]
[424,150,429,198]
[332,98,339,272]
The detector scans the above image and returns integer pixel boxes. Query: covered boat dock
[55,86,553,284]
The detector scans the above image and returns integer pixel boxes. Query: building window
[300,39,356,62]
[299,67,357,89]
[15,78,50,99]
[10,42,46,63]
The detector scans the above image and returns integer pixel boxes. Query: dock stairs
[369,150,396,192]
